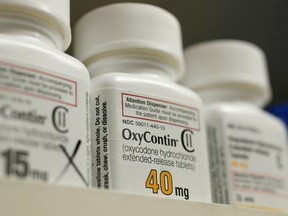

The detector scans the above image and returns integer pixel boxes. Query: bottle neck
[0,12,64,50]
[86,54,176,81]
[197,86,267,108]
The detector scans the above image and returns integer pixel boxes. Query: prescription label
[207,115,288,212]
[91,89,211,201]
[0,61,91,187]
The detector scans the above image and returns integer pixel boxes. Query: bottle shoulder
[205,102,286,129]
[0,37,90,80]
[91,73,203,104]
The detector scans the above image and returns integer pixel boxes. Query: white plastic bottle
[74,3,211,201]
[0,0,91,187]
[180,40,288,212]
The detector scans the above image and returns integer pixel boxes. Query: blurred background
[69,0,288,106]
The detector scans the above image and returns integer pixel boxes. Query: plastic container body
[0,9,91,187]
[89,69,211,202]
[205,101,288,212]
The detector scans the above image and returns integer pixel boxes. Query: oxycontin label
[207,116,288,212]
[91,89,211,201]
[0,61,91,187]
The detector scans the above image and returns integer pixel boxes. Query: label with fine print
[207,116,288,212]
[0,60,91,187]
[91,88,211,201]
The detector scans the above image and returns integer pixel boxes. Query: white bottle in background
[74,3,211,202]
[180,40,288,212]
[0,0,91,187]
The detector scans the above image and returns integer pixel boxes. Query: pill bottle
[0,0,91,187]
[74,3,211,201]
[180,40,288,212]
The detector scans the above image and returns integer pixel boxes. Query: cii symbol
[181,129,195,153]
[52,106,69,133]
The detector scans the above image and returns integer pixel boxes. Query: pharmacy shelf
[0,179,286,216]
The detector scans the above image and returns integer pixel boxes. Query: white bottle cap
[74,3,184,81]
[0,0,71,51]
[180,40,272,106]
